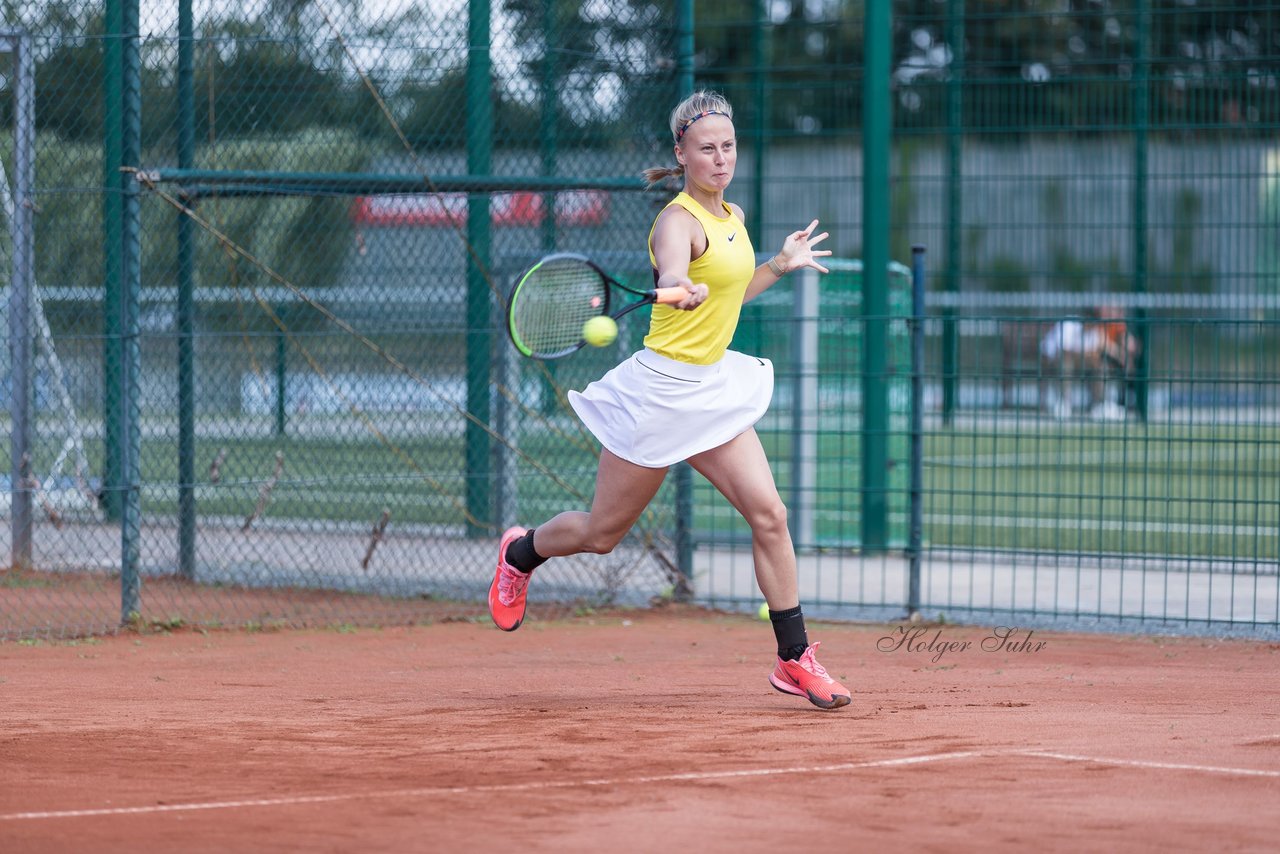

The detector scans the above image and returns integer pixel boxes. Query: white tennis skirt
[568,348,774,468]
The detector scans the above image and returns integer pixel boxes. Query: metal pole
[861,0,892,552]
[120,0,142,620]
[465,0,493,537]
[177,0,196,578]
[493,322,518,531]
[538,0,560,416]
[736,1,771,363]
[540,0,558,254]
[908,246,926,618]
[147,170,646,194]
[6,31,34,568]
[1132,0,1150,421]
[676,0,694,95]
[102,0,124,522]
[672,0,696,592]
[790,269,819,551]
[942,0,963,427]
[750,2,767,242]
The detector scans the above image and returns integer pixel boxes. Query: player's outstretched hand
[776,219,832,275]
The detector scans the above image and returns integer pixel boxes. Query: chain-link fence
[3,1,695,638]
[4,1,1279,640]
[694,1,1279,637]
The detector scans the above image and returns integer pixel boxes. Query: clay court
[2,607,1277,852]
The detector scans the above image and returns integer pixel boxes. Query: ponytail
[641,164,684,189]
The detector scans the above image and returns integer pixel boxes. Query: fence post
[465,0,493,537]
[790,269,819,551]
[5,30,34,569]
[672,0,696,591]
[861,0,892,552]
[103,0,123,524]
[177,0,196,578]
[942,0,963,427]
[120,0,142,621]
[540,0,558,254]
[493,311,518,532]
[1132,0,1150,421]
[908,246,926,619]
[750,1,768,245]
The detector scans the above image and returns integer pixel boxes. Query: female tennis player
[489,90,850,710]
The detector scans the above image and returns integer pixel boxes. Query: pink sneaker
[488,526,532,631]
[769,642,851,709]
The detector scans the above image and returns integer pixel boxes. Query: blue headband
[676,109,728,141]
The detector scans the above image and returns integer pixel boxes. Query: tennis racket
[506,253,689,360]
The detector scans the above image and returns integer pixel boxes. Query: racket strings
[511,261,608,357]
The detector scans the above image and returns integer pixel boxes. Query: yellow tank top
[644,192,757,365]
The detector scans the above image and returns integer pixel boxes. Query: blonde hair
[641,90,735,189]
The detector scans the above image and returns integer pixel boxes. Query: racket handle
[653,287,691,305]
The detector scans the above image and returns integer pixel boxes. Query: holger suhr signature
[877,625,1047,664]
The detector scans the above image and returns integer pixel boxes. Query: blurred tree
[500,0,676,149]
[6,0,1277,145]
[194,20,344,140]
[892,0,1280,135]
[28,8,176,145]
[696,1,865,136]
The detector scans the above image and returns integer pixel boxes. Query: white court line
[1016,751,1280,778]
[0,751,984,822]
[3,748,1276,822]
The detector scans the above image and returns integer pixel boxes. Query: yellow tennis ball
[758,602,770,621]
[583,315,618,347]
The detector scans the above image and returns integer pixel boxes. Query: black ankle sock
[505,529,547,574]
[768,605,809,660]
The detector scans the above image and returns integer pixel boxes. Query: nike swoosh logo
[727,232,736,241]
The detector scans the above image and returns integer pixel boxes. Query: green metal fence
[3,1,1278,640]
[900,0,1278,637]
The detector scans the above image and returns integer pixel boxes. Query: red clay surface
[2,606,1277,852]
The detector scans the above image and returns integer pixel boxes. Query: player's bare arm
[650,205,710,310]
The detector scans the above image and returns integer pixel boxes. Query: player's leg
[489,449,667,631]
[687,429,850,709]
[1054,351,1081,418]
[530,450,669,556]
[1083,348,1106,413]
[1039,351,1067,417]
[687,428,796,608]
